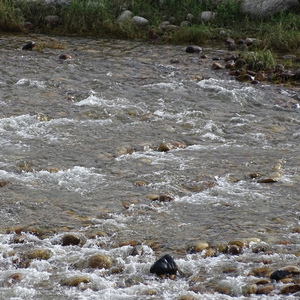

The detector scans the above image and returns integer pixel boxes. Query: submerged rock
[150,254,177,277]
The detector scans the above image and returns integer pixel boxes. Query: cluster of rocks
[5,226,300,297]
[184,36,300,86]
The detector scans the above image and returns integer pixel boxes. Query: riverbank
[1,0,300,86]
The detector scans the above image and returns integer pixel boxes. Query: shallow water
[0,34,300,299]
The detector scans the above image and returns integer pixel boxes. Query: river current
[0,34,300,299]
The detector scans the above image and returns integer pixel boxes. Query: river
[0,34,300,299]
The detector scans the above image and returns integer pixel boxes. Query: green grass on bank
[1,0,300,55]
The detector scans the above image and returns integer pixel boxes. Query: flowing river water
[0,33,300,299]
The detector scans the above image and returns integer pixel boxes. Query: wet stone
[158,142,174,152]
[61,276,91,287]
[158,194,174,202]
[13,234,26,243]
[213,282,232,295]
[27,249,52,260]
[150,254,177,277]
[254,279,271,285]
[62,234,80,246]
[256,284,274,295]
[178,295,196,300]
[131,245,144,256]
[134,180,147,186]
[227,244,242,255]
[270,266,300,281]
[249,266,272,277]
[212,62,223,70]
[5,273,23,287]
[88,254,112,269]
[146,194,159,201]
[0,180,11,187]
[193,241,209,252]
[242,284,258,295]
[203,248,215,258]
[281,284,300,294]
[185,46,202,53]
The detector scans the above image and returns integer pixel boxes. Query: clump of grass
[35,39,66,52]
[171,25,212,44]
[1,0,300,59]
[0,0,24,31]
[214,0,243,28]
[243,49,276,71]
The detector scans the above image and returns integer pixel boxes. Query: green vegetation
[0,0,300,56]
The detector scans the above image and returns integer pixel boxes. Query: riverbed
[0,33,300,299]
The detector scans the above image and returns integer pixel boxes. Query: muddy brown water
[0,34,300,299]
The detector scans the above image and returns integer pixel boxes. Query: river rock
[150,254,177,277]
[132,16,149,27]
[281,284,300,294]
[257,172,281,183]
[270,266,300,281]
[0,180,11,187]
[225,60,235,69]
[158,142,174,152]
[256,284,274,295]
[178,295,196,300]
[61,276,91,287]
[249,266,272,277]
[158,194,174,202]
[5,273,23,287]
[62,234,81,246]
[240,0,299,18]
[193,241,209,252]
[212,62,223,70]
[200,11,216,22]
[88,253,112,269]
[27,249,52,260]
[242,284,258,295]
[180,21,191,27]
[165,25,180,32]
[118,10,133,22]
[227,244,243,255]
[186,13,194,22]
[134,180,147,186]
[185,45,202,53]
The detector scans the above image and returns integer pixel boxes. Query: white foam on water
[75,92,129,109]
[197,78,261,106]
[177,175,265,206]
[15,78,46,88]
[0,166,105,195]
[0,114,72,142]
[142,82,185,91]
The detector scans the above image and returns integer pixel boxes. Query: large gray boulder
[240,0,300,17]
